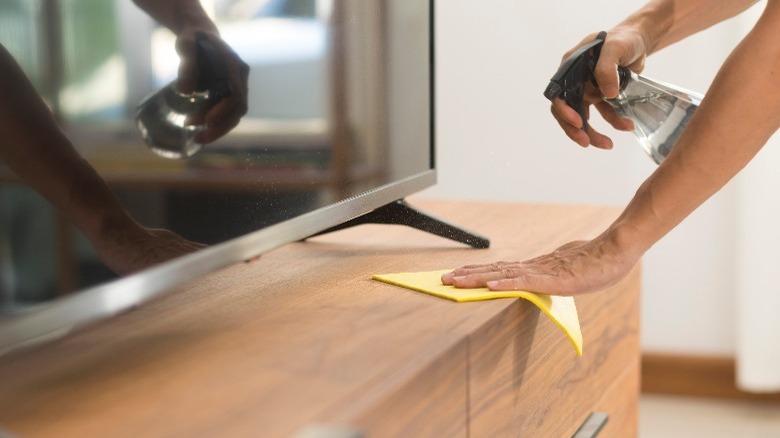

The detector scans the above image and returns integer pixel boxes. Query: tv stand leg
[308,199,490,248]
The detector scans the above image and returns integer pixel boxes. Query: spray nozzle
[543,31,629,132]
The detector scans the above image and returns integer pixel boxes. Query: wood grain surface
[0,199,638,437]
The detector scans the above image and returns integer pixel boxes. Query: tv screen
[0,0,484,353]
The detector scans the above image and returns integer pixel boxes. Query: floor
[640,394,780,438]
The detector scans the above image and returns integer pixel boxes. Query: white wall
[420,0,764,355]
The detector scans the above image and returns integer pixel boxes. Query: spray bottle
[136,32,232,159]
[543,31,703,164]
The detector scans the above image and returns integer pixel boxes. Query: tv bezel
[0,0,437,354]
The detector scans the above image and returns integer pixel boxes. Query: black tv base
[308,199,490,249]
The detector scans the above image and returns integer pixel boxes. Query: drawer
[468,267,641,437]
[587,358,640,437]
[312,338,469,438]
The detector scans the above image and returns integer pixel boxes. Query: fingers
[441,261,573,295]
[594,100,634,132]
[592,57,621,100]
[442,261,526,288]
[484,275,572,295]
[552,29,649,148]
[442,262,560,294]
[441,261,511,284]
[149,228,207,252]
[175,35,199,94]
[175,32,251,144]
[196,50,250,143]
[551,98,614,149]
[97,226,207,275]
[593,32,632,99]
[593,28,649,98]
[194,96,246,143]
[551,99,589,147]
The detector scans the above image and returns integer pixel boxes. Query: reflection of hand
[550,29,646,149]
[176,30,250,144]
[93,224,206,276]
[441,238,639,296]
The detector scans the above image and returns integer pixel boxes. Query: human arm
[0,45,203,275]
[443,0,780,295]
[132,0,249,143]
[554,0,759,149]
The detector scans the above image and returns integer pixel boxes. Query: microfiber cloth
[372,269,583,356]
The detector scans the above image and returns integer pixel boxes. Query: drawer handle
[293,425,364,438]
[572,412,609,438]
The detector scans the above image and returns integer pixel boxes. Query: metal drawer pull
[572,412,609,438]
[293,425,364,438]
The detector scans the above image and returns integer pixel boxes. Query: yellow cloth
[372,269,583,356]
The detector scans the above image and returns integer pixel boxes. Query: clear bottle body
[135,82,213,159]
[604,71,703,164]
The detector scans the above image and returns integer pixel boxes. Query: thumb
[592,58,621,99]
[175,34,198,94]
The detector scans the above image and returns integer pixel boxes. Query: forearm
[608,0,780,255]
[131,0,217,35]
[617,0,759,55]
[0,45,134,242]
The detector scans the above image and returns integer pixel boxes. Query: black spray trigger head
[543,31,607,132]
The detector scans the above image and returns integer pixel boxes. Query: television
[0,0,487,354]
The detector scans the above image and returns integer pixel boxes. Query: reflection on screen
[0,0,430,308]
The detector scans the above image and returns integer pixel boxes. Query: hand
[175,30,250,144]
[441,237,640,296]
[92,224,206,276]
[551,28,648,149]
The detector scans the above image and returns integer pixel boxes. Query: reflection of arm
[0,44,134,247]
[0,44,202,275]
[610,0,780,258]
[131,0,217,35]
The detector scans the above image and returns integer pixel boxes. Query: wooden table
[0,200,640,437]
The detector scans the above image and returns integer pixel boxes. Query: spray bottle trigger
[543,32,608,133]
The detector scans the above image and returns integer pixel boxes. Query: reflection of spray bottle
[544,31,703,164]
[136,32,232,159]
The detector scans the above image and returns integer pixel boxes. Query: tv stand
[0,200,640,436]
[309,199,490,248]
